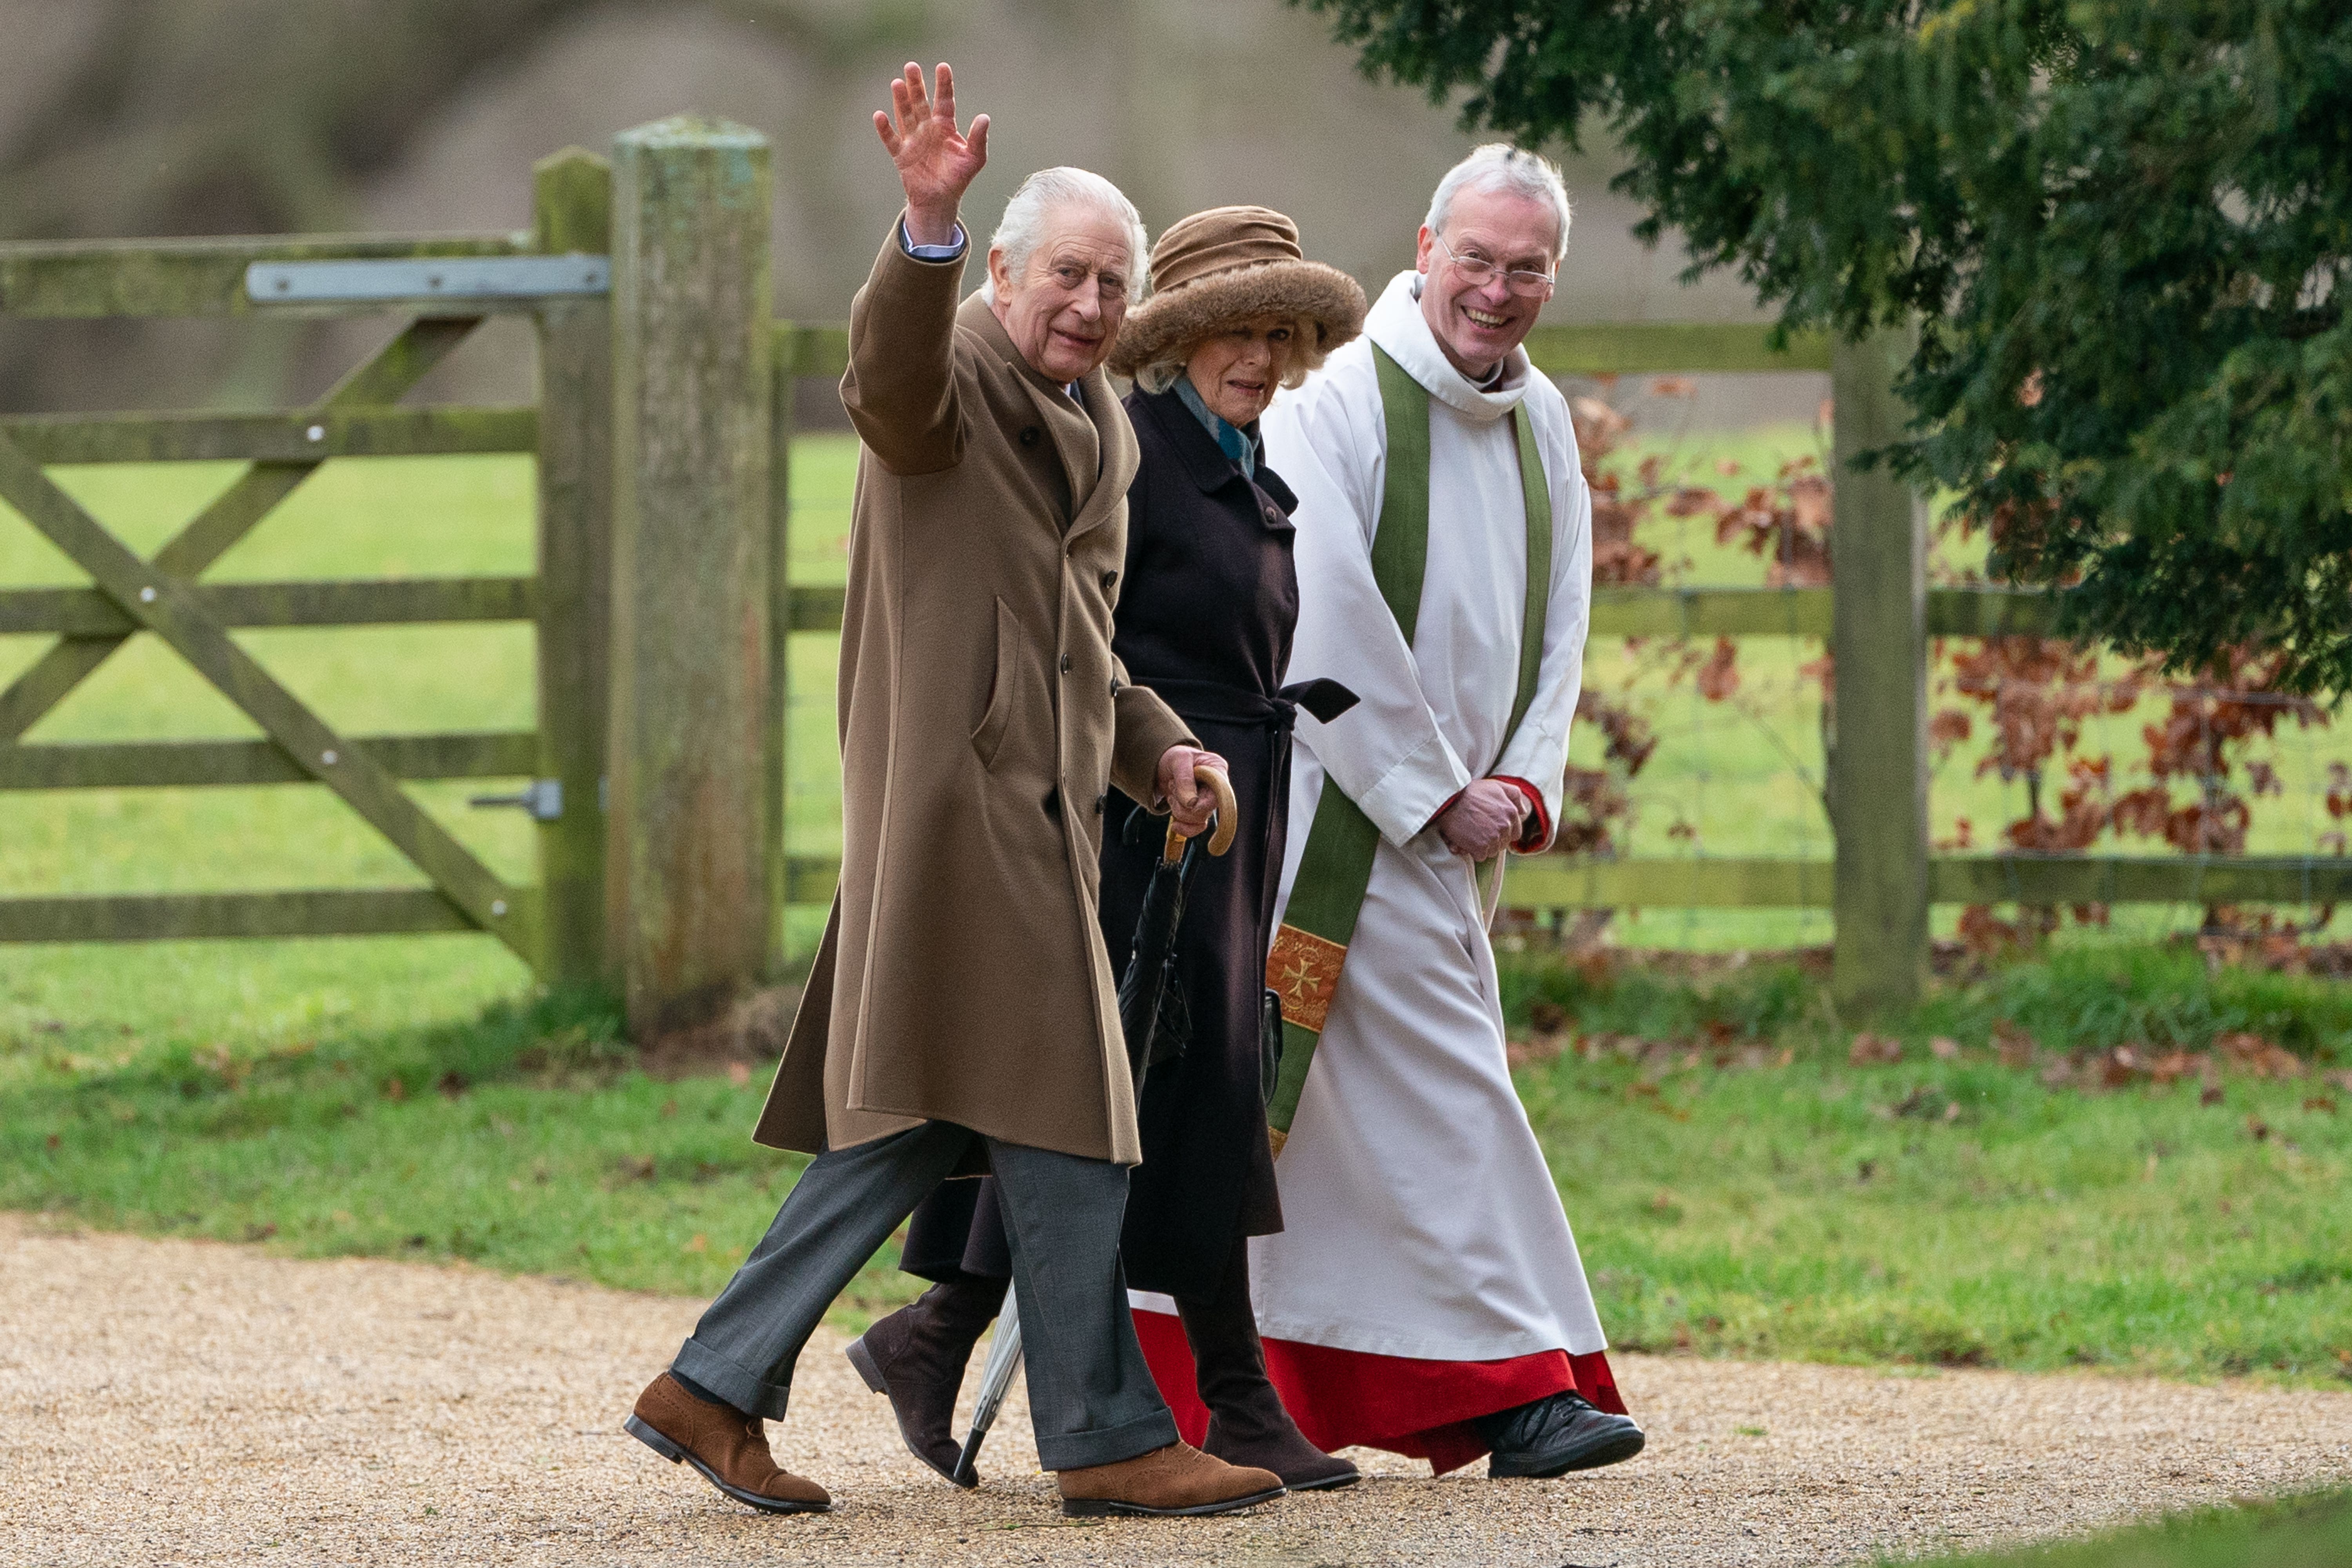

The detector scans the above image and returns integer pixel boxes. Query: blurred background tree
[0,0,1795,420]
[0,0,934,409]
[1300,0,2352,695]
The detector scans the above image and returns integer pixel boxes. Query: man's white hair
[1425,143,1572,263]
[982,167,1150,305]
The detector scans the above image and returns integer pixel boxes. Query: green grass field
[1503,945,2352,1381]
[5,439,2350,1376]
[1902,1487,2352,1568]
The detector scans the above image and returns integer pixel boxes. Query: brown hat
[1109,205,1367,379]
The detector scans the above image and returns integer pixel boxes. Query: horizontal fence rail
[777,583,2066,641]
[759,851,2352,913]
[0,887,517,943]
[770,320,1833,383]
[0,577,533,636]
[1490,855,2352,910]
[0,407,536,464]
[0,233,528,318]
[757,851,2352,912]
[0,731,535,790]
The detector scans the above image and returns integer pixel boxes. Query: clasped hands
[1438,778,1530,861]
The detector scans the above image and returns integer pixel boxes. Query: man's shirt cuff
[899,218,967,261]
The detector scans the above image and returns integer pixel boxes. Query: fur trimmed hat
[1109,205,1367,379]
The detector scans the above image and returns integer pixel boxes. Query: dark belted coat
[753,221,1193,1165]
[903,384,1305,1298]
[1101,385,1303,1294]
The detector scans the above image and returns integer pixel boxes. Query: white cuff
[898,218,967,261]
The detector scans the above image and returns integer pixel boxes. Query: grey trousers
[671,1120,1178,1472]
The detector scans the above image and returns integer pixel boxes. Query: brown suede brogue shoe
[626,1371,831,1514]
[1055,1440,1285,1518]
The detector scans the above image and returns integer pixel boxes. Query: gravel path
[5,1215,2348,1568]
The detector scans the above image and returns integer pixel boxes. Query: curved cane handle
[1162,765,1241,862]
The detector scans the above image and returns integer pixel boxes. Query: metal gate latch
[469,779,564,821]
[246,255,610,304]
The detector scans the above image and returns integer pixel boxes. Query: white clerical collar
[1372,271,1531,423]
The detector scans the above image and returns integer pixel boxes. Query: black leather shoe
[1477,1391,1645,1478]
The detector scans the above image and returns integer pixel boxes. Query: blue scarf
[1174,375,1256,478]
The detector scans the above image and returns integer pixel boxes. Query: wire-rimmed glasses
[1433,235,1556,299]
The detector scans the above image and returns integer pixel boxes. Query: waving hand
[874,62,989,247]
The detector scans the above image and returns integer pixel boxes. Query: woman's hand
[1437,779,1529,861]
[873,62,988,247]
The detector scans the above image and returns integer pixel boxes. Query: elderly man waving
[624,63,1283,1523]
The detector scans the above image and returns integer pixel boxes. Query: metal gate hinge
[468,779,563,821]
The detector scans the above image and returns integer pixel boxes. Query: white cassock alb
[1218,269,1602,1367]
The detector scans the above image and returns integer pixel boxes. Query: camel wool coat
[753,220,1193,1166]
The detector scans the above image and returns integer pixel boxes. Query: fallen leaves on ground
[1849,1032,1906,1065]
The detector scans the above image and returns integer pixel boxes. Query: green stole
[1264,344,1553,1152]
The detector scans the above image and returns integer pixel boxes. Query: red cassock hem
[1130,1306,1629,1476]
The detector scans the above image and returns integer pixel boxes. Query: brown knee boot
[1176,1240,1359,1491]
[846,1273,1007,1485]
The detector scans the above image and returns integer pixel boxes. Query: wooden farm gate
[0,125,779,1041]
[0,203,598,976]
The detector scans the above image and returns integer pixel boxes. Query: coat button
[1059,653,1072,675]
[1109,677,1121,696]
[1094,793,1107,815]
[1020,426,1042,447]
[1042,788,1061,820]
[1100,570,1118,592]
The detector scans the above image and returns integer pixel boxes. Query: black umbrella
[950,765,1238,1486]
[1117,766,1237,1091]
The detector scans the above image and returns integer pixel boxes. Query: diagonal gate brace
[0,430,535,960]
[0,315,482,743]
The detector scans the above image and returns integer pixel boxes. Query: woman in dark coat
[848,207,1367,1492]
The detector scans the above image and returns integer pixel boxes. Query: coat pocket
[970,597,1020,769]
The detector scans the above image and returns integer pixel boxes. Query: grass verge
[1506,941,2352,1383]
[0,938,918,1327]
[1911,1486,2352,1566]
[5,936,2348,1379]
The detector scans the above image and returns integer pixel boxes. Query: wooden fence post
[765,325,795,977]
[607,117,774,1038]
[531,147,613,988]
[1829,326,1929,1016]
